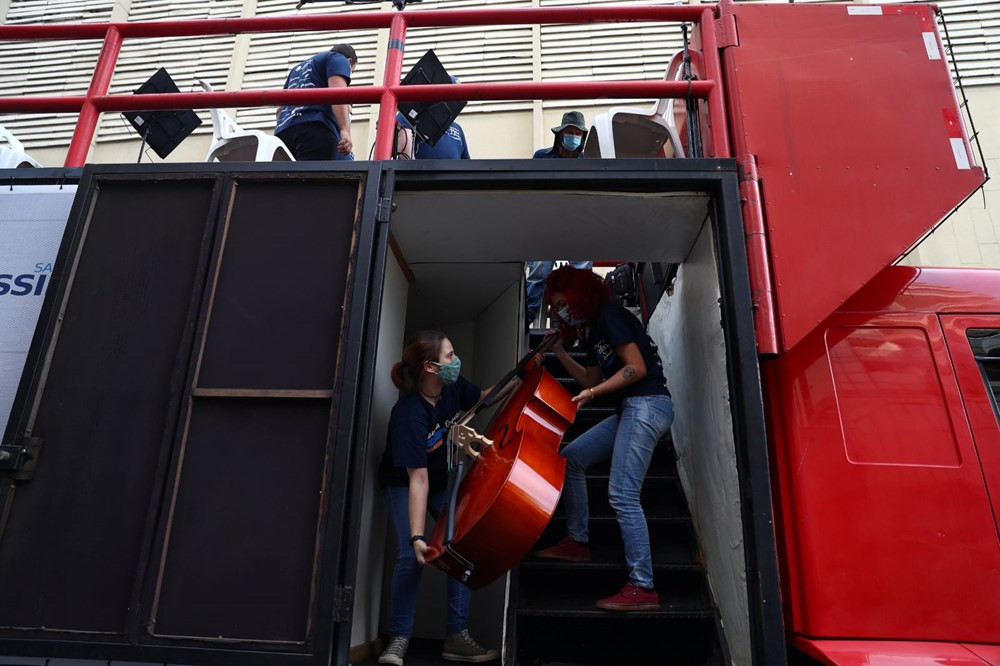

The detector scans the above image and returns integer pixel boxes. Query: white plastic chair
[0,125,41,168]
[584,51,686,160]
[198,79,294,163]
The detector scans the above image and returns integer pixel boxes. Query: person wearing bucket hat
[532,110,588,159]
[525,112,594,328]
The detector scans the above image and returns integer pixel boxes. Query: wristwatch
[409,534,426,545]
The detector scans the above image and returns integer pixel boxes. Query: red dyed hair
[544,265,611,323]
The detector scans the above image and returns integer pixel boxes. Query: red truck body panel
[796,638,1000,665]
[722,3,986,352]
[767,266,1000,645]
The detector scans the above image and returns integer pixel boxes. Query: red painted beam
[397,6,706,27]
[0,5,707,41]
[392,80,712,102]
[699,7,730,158]
[91,87,387,112]
[0,81,709,115]
[0,96,86,113]
[374,13,407,161]
[65,27,122,167]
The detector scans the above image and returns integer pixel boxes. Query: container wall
[351,255,408,649]
[649,220,750,666]
[367,261,522,650]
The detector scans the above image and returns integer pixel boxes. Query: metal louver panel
[236,0,380,132]
[539,0,684,111]
[2,0,998,151]
[936,0,1000,86]
[0,0,114,149]
[98,0,243,143]
[399,0,534,115]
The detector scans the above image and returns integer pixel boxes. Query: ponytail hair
[391,330,446,393]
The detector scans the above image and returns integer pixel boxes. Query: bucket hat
[551,110,588,134]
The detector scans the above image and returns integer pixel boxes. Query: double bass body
[426,365,577,589]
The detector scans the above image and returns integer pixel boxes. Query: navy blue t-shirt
[532,146,581,159]
[378,375,481,491]
[585,303,670,407]
[396,113,470,159]
[275,51,352,136]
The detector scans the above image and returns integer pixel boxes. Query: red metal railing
[0,5,726,166]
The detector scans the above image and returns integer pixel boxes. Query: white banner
[0,184,76,438]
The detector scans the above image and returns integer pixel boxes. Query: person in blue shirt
[377,330,500,665]
[534,266,674,613]
[395,76,470,160]
[532,110,587,159]
[274,44,357,161]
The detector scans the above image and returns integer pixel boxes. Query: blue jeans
[383,484,470,637]
[560,394,674,589]
[525,261,594,324]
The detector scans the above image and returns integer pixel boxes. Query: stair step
[518,566,710,608]
[519,558,703,572]
[516,615,721,666]
[582,446,678,479]
[565,475,688,519]
[517,554,705,577]
[537,518,698,564]
[517,593,713,618]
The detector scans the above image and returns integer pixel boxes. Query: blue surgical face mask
[561,133,582,151]
[432,356,461,384]
[557,305,587,327]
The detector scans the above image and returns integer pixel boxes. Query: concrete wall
[649,221,751,666]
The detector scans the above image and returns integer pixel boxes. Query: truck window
[968,329,1000,424]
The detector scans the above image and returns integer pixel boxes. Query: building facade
[1,0,998,265]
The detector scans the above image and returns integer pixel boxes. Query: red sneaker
[595,582,660,611]
[534,536,591,563]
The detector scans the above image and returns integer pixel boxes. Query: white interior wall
[373,265,519,646]
[465,278,523,650]
[351,255,408,648]
[649,220,750,666]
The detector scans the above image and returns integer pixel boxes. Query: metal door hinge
[715,14,739,48]
[332,585,354,622]
[0,437,43,481]
[376,197,395,223]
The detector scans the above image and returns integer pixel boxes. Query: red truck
[0,2,994,665]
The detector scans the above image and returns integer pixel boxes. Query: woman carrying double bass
[535,266,675,611]
[377,330,500,666]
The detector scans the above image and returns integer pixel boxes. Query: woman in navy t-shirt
[376,330,499,665]
[534,266,674,613]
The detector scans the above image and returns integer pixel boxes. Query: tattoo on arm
[623,365,636,380]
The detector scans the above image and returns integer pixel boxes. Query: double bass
[425,333,578,589]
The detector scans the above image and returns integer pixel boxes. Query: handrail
[0,4,726,166]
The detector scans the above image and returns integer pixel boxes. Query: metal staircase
[508,330,726,666]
